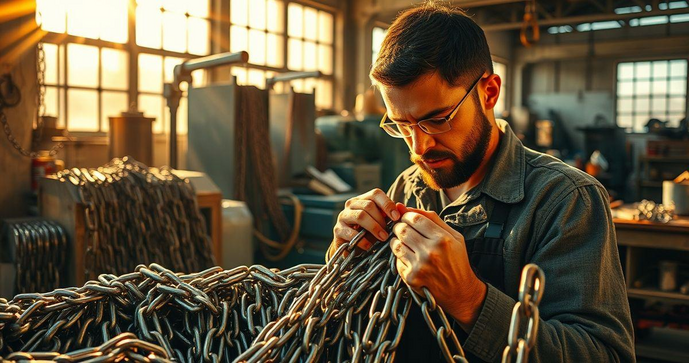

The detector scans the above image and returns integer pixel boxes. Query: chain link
[502,264,545,363]
[5,219,68,295]
[55,157,216,280]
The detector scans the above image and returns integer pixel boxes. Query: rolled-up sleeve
[463,184,635,362]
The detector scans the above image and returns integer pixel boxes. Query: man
[326,2,635,362]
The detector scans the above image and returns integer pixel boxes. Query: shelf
[628,288,689,304]
[640,155,689,163]
[636,327,689,363]
[640,181,663,188]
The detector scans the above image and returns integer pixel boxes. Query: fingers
[355,188,400,221]
[404,206,462,240]
[392,222,427,250]
[390,237,414,267]
[346,199,387,228]
[398,211,446,240]
[339,209,389,241]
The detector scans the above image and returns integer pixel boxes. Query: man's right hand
[327,188,401,260]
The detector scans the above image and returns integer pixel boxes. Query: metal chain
[0,43,63,158]
[6,219,68,295]
[502,264,545,363]
[1,203,545,362]
[55,157,216,280]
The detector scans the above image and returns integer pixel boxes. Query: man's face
[379,72,493,191]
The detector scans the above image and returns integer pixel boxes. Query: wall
[0,1,38,219]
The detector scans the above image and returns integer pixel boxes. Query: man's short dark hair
[370,1,493,88]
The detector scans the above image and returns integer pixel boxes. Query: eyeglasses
[379,74,484,138]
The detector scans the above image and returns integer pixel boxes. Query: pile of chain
[1,219,68,294]
[635,199,674,223]
[0,223,470,362]
[54,157,215,280]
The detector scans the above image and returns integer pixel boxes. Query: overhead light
[639,15,669,25]
[670,13,689,22]
[591,21,622,30]
[614,6,642,14]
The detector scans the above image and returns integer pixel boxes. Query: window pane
[101,91,128,131]
[163,0,186,13]
[670,79,687,95]
[670,59,688,77]
[101,48,128,90]
[188,17,210,55]
[616,115,632,129]
[318,44,333,75]
[37,0,67,33]
[304,7,317,41]
[163,12,187,53]
[318,11,334,44]
[247,69,266,89]
[43,43,59,85]
[634,115,648,132]
[231,0,248,26]
[316,79,333,109]
[230,26,248,53]
[652,61,668,78]
[635,62,651,80]
[635,97,650,113]
[139,53,163,93]
[266,34,284,68]
[303,41,317,71]
[617,81,633,96]
[287,3,303,38]
[191,70,206,88]
[669,97,686,112]
[100,0,128,43]
[651,98,667,114]
[136,6,163,49]
[635,80,650,96]
[188,0,209,18]
[67,43,98,88]
[248,30,267,65]
[290,79,304,92]
[164,56,185,83]
[67,89,98,131]
[177,97,188,134]
[668,113,684,125]
[267,0,284,33]
[288,39,302,70]
[617,63,634,80]
[231,67,247,85]
[67,0,100,39]
[372,27,387,64]
[617,98,632,113]
[652,80,667,95]
[139,94,165,133]
[45,86,59,117]
[249,0,266,30]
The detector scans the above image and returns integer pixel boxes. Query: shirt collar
[408,119,526,206]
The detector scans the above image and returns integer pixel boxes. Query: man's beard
[410,110,492,191]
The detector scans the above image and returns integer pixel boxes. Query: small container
[31,150,56,192]
[663,180,689,215]
[659,260,679,292]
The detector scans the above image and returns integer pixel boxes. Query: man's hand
[327,189,401,259]
[390,203,487,330]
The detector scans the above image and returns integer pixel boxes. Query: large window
[616,59,688,132]
[229,0,335,109]
[493,61,507,117]
[37,0,337,132]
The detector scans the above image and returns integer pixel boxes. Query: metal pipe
[266,71,323,87]
[165,51,249,169]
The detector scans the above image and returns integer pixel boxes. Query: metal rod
[266,71,323,87]
[179,51,249,74]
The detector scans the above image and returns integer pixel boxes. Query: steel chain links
[501,264,545,363]
[2,219,68,294]
[54,157,216,280]
[0,222,476,362]
[0,43,63,158]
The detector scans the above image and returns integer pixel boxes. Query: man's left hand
[390,203,487,330]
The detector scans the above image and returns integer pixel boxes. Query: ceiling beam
[482,6,688,31]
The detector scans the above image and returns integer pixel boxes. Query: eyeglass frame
[379,73,485,138]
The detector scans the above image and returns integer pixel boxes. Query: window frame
[40,0,339,135]
[613,57,689,132]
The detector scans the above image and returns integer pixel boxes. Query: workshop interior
[0,0,688,362]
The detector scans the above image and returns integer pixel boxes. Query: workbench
[614,211,689,362]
